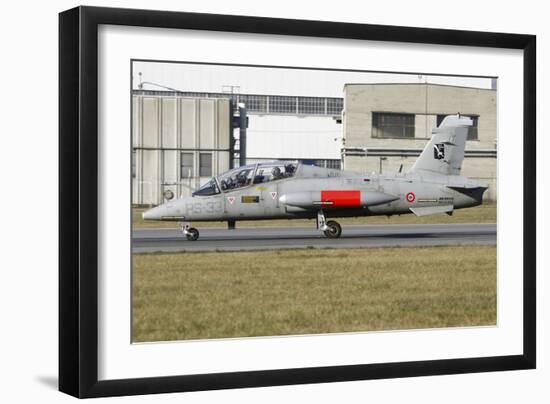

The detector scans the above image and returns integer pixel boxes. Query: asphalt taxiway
[132,223,496,253]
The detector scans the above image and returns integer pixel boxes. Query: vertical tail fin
[410,115,472,176]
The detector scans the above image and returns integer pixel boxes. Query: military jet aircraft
[143,115,487,240]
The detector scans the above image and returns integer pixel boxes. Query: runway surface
[132,223,496,253]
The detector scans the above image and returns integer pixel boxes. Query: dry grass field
[132,203,496,229]
[132,246,496,342]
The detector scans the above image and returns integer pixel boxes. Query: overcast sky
[132,61,494,98]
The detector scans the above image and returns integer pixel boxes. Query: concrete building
[341,83,497,200]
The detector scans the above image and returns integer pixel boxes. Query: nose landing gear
[179,222,199,241]
[317,210,342,239]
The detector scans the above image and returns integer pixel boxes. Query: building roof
[132,90,343,117]
[343,82,496,92]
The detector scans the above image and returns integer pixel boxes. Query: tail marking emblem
[433,143,445,160]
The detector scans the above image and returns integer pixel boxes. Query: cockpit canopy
[192,178,220,197]
[192,161,298,196]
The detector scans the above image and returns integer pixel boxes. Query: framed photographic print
[59,6,536,398]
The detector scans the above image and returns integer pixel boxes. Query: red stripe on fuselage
[320,190,361,208]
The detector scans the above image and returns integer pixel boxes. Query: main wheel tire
[185,228,199,241]
[323,221,342,238]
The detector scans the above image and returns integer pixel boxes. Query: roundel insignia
[406,192,416,203]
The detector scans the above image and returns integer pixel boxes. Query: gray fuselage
[143,164,486,222]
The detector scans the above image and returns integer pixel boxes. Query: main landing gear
[179,222,199,241]
[317,210,342,239]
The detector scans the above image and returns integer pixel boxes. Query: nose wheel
[317,210,342,238]
[179,222,200,241]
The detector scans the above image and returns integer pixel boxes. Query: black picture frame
[59,6,536,398]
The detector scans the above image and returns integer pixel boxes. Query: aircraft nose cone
[142,205,164,220]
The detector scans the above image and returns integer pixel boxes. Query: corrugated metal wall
[132,95,231,206]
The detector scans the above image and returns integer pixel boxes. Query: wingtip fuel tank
[279,190,399,209]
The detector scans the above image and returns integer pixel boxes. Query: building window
[325,159,341,170]
[180,152,193,179]
[239,94,267,113]
[312,159,341,170]
[436,114,479,140]
[298,97,326,115]
[269,96,297,114]
[372,112,415,139]
[327,98,344,116]
[199,153,212,177]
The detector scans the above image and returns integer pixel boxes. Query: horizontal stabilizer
[447,185,487,191]
[410,205,454,217]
